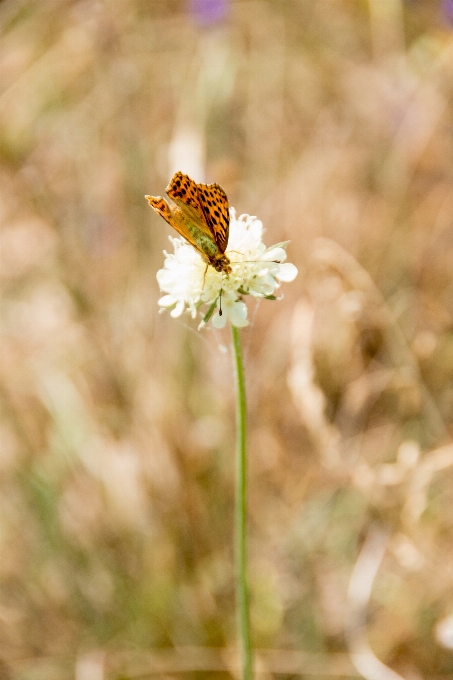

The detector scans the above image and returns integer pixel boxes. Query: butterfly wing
[145,196,174,226]
[145,195,208,258]
[196,182,230,254]
[166,171,230,254]
[165,172,209,232]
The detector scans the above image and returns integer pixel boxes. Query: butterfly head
[211,253,232,275]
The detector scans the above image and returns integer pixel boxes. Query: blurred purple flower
[441,0,453,25]
[189,0,228,25]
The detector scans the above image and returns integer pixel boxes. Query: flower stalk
[151,194,298,679]
[232,325,253,680]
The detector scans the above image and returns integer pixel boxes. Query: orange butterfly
[146,171,231,274]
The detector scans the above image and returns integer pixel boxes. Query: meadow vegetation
[1,1,453,678]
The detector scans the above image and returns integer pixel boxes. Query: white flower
[156,209,298,328]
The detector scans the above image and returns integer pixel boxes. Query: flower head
[157,209,298,329]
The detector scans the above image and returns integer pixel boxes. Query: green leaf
[203,299,217,323]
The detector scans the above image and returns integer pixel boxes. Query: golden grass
[1,0,453,677]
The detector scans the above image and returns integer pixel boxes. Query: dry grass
[1,1,453,678]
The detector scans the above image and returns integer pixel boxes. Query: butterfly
[146,171,232,274]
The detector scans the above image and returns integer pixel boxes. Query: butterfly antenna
[230,259,282,265]
[228,250,282,265]
[219,288,223,316]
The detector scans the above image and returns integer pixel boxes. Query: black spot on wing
[146,195,174,225]
[167,171,201,209]
[196,181,230,253]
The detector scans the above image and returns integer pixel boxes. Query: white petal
[249,220,263,241]
[170,300,185,317]
[231,316,249,328]
[158,295,176,307]
[229,301,249,327]
[157,269,176,290]
[256,272,278,291]
[212,311,227,329]
[275,263,298,282]
[262,247,287,263]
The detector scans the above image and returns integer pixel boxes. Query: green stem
[231,325,253,680]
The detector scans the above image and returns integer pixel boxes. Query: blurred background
[1,1,453,678]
